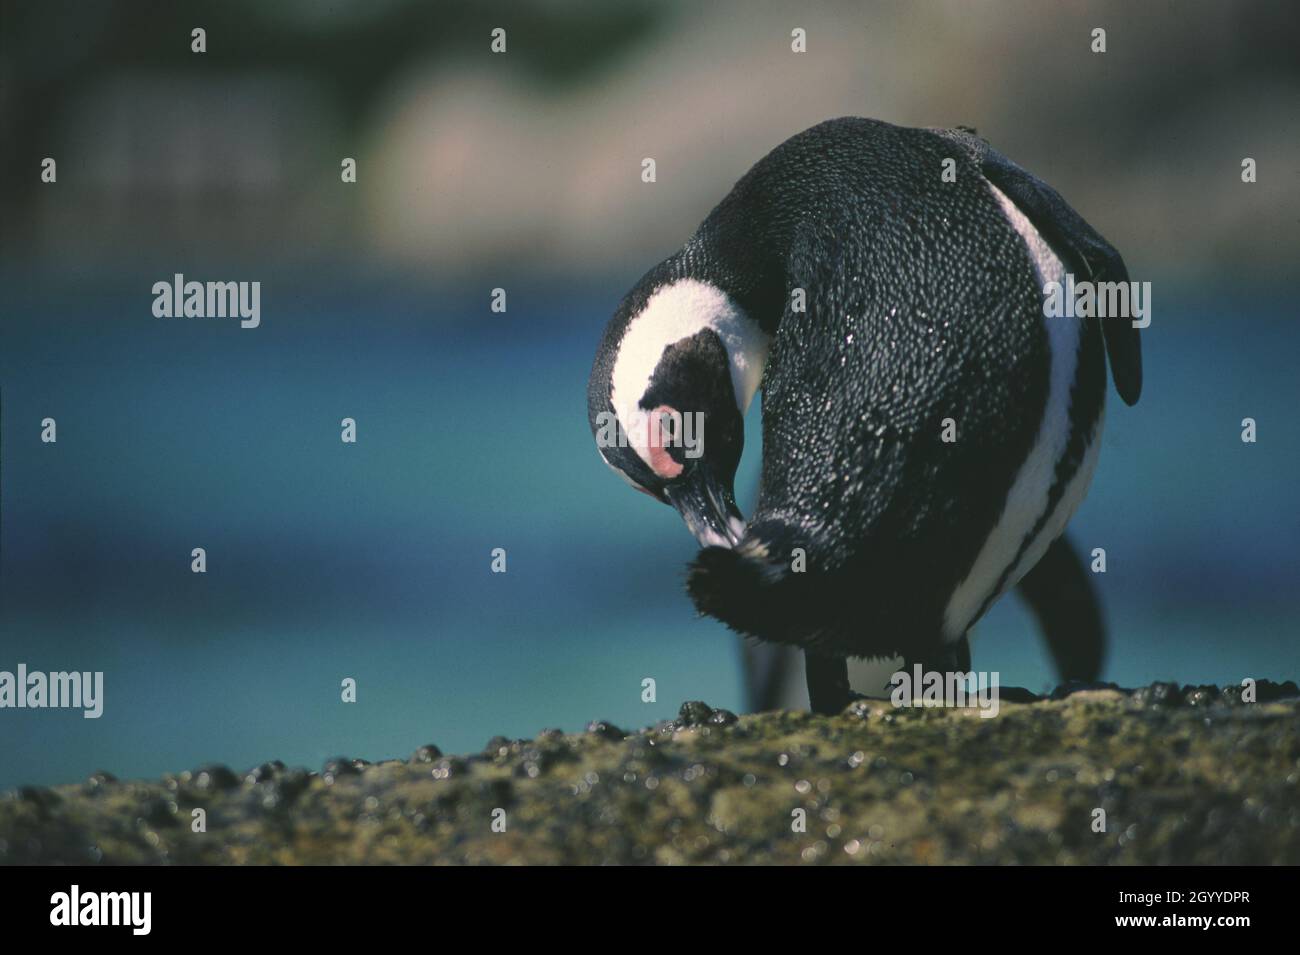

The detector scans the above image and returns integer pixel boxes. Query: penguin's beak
[665,467,746,549]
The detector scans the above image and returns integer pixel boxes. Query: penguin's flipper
[981,151,1141,406]
[1014,533,1106,682]
[935,128,1142,406]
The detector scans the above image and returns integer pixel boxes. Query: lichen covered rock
[2,683,1298,864]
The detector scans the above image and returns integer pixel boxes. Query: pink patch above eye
[645,404,684,479]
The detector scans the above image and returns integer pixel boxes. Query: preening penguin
[587,117,1141,714]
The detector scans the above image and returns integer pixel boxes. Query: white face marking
[941,182,1101,640]
[609,278,769,470]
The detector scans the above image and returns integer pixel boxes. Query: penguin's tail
[688,527,827,712]
[686,530,810,642]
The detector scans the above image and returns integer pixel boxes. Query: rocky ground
[3,681,1298,865]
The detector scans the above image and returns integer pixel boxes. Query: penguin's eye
[645,404,685,479]
[659,411,677,441]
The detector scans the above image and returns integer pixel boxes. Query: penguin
[587,117,1141,714]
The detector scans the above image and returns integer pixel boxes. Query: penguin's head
[589,276,769,549]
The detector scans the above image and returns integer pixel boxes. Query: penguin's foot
[805,651,854,715]
[998,686,1043,703]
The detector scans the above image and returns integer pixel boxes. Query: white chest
[941,183,1103,640]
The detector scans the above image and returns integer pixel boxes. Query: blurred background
[1,0,1297,791]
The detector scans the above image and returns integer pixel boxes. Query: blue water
[1,267,1297,789]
